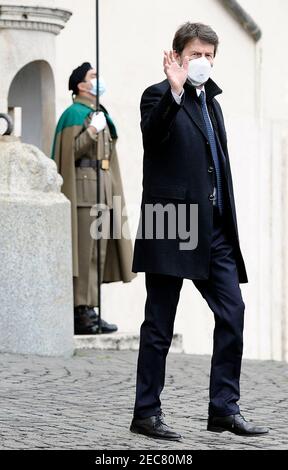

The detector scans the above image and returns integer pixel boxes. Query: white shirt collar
[196,86,205,97]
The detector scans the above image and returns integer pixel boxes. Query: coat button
[209,194,215,201]
[208,166,214,172]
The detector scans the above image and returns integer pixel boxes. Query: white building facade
[1,0,288,361]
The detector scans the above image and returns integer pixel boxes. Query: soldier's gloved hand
[89,111,107,133]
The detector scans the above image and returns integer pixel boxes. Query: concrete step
[74,332,183,353]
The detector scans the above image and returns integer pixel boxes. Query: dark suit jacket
[132,78,248,283]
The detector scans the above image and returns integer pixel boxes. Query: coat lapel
[214,131,227,174]
[182,79,229,176]
[211,101,228,156]
[183,85,209,142]
[182,78,223,143]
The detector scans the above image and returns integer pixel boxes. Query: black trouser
[133,206,245,418]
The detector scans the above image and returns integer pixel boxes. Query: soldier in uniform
[51,62,136,335]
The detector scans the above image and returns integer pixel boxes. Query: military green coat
[51,96,136,284]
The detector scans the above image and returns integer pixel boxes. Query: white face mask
[187,56,212,87]
[89,77,106,96]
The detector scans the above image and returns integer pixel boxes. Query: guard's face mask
[89,77,106,96]
[187,56,212,87]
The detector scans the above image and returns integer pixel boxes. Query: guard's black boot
[207,413,269,436]
[87,307,118,334]
[74,306,99,335]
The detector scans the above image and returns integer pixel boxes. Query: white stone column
[0,136,74,357]
[269,123,288,362]
[282,132,288,362]
[0,3,72,154]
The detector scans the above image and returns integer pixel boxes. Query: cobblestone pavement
[0,350,287,450]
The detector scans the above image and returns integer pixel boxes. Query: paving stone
[0,350,287,450]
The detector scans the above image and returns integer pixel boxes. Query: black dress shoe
[74,306,99,335]
[207,413,269,436]
[130,412,182,441]
[87,308,118,334]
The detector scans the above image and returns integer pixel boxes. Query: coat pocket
[76,168,97,207]
[148,185,186,200]
[76,167,112,208]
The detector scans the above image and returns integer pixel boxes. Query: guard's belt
[75,158,109,170]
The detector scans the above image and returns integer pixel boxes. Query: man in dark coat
[130,23,268,440]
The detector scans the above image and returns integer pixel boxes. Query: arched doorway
[8,60,55,155]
